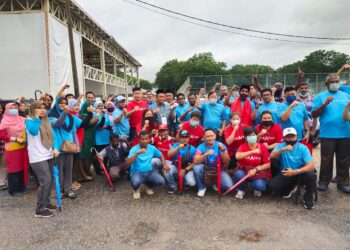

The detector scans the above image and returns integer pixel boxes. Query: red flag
[217,154,221,196]
[177,152,183,193]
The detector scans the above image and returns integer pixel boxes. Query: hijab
[0,103,25,137]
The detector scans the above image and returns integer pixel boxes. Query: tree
[228,64,275,75]
[139,79,154,90]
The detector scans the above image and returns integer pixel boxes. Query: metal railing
[83,64,126,87]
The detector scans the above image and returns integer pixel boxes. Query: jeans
[152,158,172,171]
[192,164,233,191]
[163,165,196,189]
[130,170,165,190]
[233,169,267,192]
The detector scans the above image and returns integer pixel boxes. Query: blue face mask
[286,96,297,103]
[9,109,18,116]
[209,98,217,105]
[247,135,257,144]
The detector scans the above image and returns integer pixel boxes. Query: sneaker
[23,187,30,194]
[213,184,218,192]
[11,192,23,197]
[71,181,81,191]
[46,204,58,212]
[167,188,177,194]
[254,190,262,197]
[133,188,141,199]
[235,190,245,199]
[64,191,77,199]
[145,186,154,195]
[318,183,328,191]
[282,186,298,199]
[35,209,54,218]
[303,199,314,209]
[337,183,350,193]
[197,188,206,197]
[0,184,8,191]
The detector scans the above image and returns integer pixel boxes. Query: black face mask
[261,120,273,127]
[275,89,282,96]
[285,140,297,146]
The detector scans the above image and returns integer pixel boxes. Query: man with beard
[225,85,255,126]
[179,93,200,122]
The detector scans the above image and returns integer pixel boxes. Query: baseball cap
[114,96,125,103]
[158,124,168,130]
[179,130,190,137]
[283,127,297,137]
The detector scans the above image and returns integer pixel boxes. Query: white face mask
[231,119,240,126]
[329,83,340,92]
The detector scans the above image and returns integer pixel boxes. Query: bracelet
[296,169,301,175]
[255,167,260,173]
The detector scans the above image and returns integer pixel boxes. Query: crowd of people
[0,64,350,218]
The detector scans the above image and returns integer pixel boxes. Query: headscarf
[29,101,54,150]
[68,99,80,116]
[48,97,74,132]
[94,100,103,110]
[0,103,25,137]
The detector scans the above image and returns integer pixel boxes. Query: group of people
[1,64,350,218]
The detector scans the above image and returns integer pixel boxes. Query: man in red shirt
[178,111,204,147]
[126,87,148,142]
[153,124,173,164]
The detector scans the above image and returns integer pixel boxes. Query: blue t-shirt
[94,113,111,146]
[129,144,162,176]
[196,141,228,164]
[257,102,281,124]
[312,90,350,138]
[112,108,130,139]
[339,85,350,95]
[278,101,308,141]
[175,103,190,122]
[273,142,313,170]
[200,103,225,131]
[170,143,196,163]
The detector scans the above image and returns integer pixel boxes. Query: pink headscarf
[0,103,26,137]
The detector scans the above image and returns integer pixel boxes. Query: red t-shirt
[153,136,173,160]
[237,142,271,180]
[255,124,283,146]
[224,125,245,157]
[126,100,148,128]
[181,121,204,147]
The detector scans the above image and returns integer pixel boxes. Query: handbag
[61,140,80,153]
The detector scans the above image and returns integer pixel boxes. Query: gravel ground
[0,148,349,250]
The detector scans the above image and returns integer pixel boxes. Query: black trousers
[268,171,316,200]
[8,170,24,195]
[319,138,350,185]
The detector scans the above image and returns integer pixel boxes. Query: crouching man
[97,133,129,181]
[126,130,167,199]
[268,127,317,209]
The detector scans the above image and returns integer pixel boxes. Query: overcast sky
[75,0,350,82]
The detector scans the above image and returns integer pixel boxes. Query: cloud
[75,0,350,82]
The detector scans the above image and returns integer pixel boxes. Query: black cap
[179,130,190,137]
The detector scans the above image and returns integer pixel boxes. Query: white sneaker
[133,188,141,199]
[197,188,206,197]
[145,186,154,195]
[213,184,218,192]
[254,190,262,197]
[235,190,245,199]
[282,186,298,199]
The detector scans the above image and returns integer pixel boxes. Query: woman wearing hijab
[26,101,60,218]
[49,97,93,199]
[0,103,28,196]
[0,104,7,191]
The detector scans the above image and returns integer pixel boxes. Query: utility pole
[66,0,80,96]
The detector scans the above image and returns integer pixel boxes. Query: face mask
[285,140,297,146]
[209,98,217,105]
[145,117,153,122]
[286,96,297,103]
[329,83,339,92]
[107,107,115,113]
[275,89,282,96]
[190,120,198,127]
[247,135,257,144]
[9,109,18,116]
[299,92,308,98]
[261,120,273,127]
[231,119,240,126]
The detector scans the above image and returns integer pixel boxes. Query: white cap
[283,127,297,137]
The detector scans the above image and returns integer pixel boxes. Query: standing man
[173,93,189,127]
[312,73,350,193]
[252,88,281,124]
[113,96,131,141]
[126,87,148,142]
[151,89,173,126]
[179,93,200,123]
[146,90,155,108]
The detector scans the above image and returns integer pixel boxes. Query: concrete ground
[0,147,349,250]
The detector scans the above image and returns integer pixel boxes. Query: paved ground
[0,147,349,250]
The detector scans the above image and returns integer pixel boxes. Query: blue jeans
[163,165,196,189]
[233,169,267,192]
[192,164,233,191]
[130,170,165,190]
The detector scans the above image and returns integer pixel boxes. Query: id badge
[161,116,167,125]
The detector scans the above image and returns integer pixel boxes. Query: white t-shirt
[26,127,53,164]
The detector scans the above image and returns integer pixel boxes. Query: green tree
[228,64,275,75]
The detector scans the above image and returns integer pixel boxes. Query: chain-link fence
[177,72,350,97]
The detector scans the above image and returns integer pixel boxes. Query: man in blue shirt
[252,88,281,124]
[312,73,350,193]
[113,96,131,141]
[126,130,167,199]
[195,88,226,137]
[178,93,200,122]
[279,87,309,142]
[164,130,197,194]
[268,127,316,209]
[173,93,189,129]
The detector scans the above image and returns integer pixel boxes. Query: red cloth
[301,139,313,156]
[229,98,252,126]
[153,136,173,160]
[224,125,245,157]
[4,148,28,173]
[181,121,204,147]
[237,142,271,180]
[132,123,158,146]
[255,124,283,146]
[126,100,148,128]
